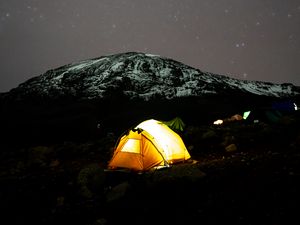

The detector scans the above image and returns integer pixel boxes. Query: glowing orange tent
[108,119,191,171]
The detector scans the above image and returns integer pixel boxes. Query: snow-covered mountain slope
[5,52,300,101]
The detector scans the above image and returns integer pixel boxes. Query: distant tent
[230,114,243,121]
[272,100,297,112]
[243,111,251,120]
[108,119,191,171]
[245,109,283,124]
[163,117,185,132]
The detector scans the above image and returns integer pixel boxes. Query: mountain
[1,52,299,145]
[3,52,300,101]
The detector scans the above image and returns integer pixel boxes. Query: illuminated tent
[243,111,251,120]
[108,119,191,171]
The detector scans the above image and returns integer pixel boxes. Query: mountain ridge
[2,52,300,101]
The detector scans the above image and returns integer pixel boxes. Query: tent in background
[108,119,191,171]
[162,117,185,132]
[230,114,243,121]
[272,100,297,112]
[243,111,251,120]
[244,109,283,124]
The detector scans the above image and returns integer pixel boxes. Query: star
[39,14,45,20]
[235,43,241,48]
[174,15,179,22]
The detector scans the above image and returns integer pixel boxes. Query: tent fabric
[108,129,166,171]
[162,117,185,132]
[108,119,191,171]
[136,119,190,163]
[243,111,251,120]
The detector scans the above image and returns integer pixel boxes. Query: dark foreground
[1,110,300,225]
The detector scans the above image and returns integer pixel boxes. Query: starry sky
[0,0,300,92]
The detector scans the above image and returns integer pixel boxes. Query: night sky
[0,0,300,92]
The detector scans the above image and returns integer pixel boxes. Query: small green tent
[163,117,185,132]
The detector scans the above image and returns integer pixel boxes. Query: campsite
[1,0,300,221]
[1,94,300,225]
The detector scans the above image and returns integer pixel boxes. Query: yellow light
[213,119,223,125]
[121,139,140,153]
[136,119,190,162]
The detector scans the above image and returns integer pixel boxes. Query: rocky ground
[0,108,300,225]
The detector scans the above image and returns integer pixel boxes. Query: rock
[77,163,105,198]
[106,181,131,203]
[149,162,206,183]
[225,143,237,152]
[56,196,65,207]
[221,134,236,147]
[93,218,107,225]
[50,159,60,168]
[202,130,217,140]
[27,146,53,168]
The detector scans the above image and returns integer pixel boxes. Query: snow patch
[68,58,108,71]
[111,62,124,71]
[159,68,172,77]
[145,53,160,57]
[176,88,192,97]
